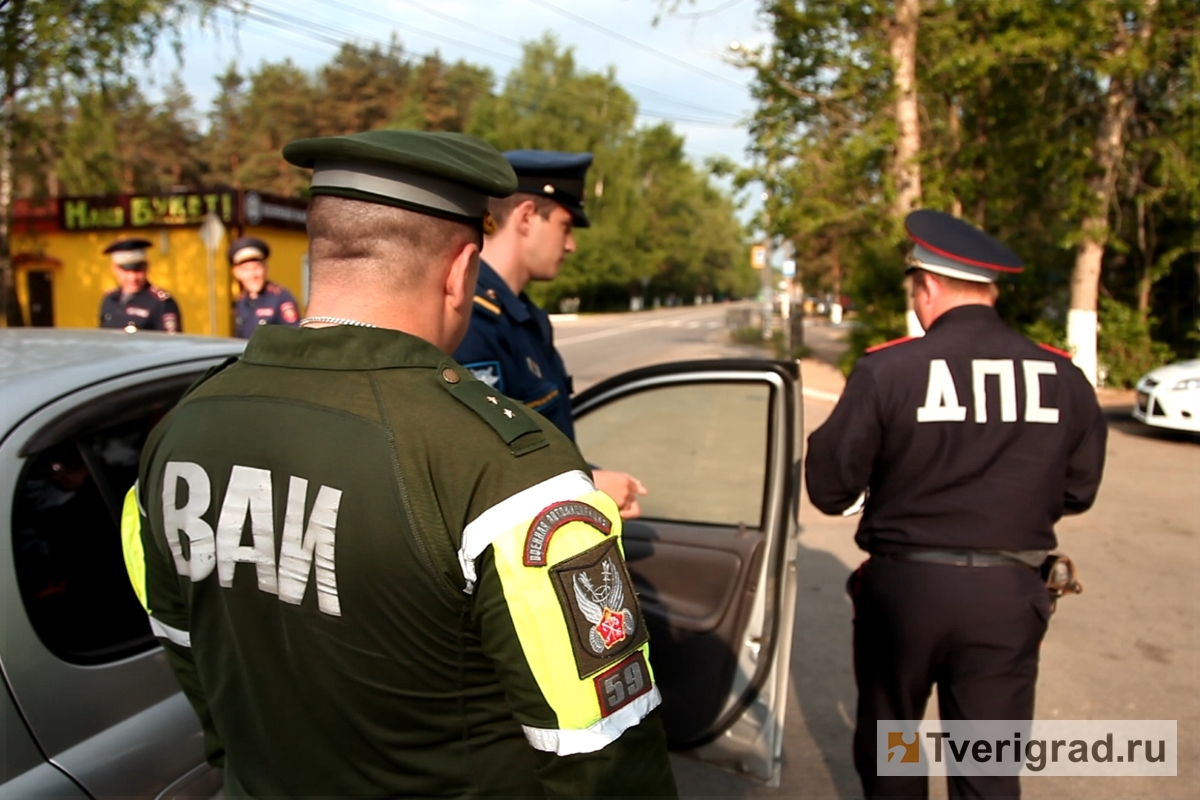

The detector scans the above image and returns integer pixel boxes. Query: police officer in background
[229,236,301,338]
[122,130,675,798]
[99,238,182,333]
[455,150,648,518]
[805,210,1107,799]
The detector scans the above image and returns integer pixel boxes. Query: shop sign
[60,192,238,231]
[243,191,307,229]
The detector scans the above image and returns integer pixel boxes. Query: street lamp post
[198,212,227,336]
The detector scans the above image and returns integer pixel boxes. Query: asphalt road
[553,304,1199,799]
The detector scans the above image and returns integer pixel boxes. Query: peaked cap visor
[283,130,517,225]
[103,238,153,255]
[513,180,591,228]
[104,238,153,269]
[228,235,270,266]
[905,209,1023,274]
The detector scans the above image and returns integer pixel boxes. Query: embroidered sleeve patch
[594,652,652,718]
[465,361,504,392]
[551,538,649,679]
[524,501,612,567]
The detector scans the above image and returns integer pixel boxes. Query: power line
[392,0,524,49]
[675,0,750,20]
[236,4,738,128]
[326,0,741,120]
[302,0,516,63]
[302,0,740,122]
[525,0,745,90]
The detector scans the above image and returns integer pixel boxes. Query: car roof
[0,329,244,438]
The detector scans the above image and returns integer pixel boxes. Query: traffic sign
[751,245,767,269]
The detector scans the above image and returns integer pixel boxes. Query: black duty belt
[876,550,1039,570]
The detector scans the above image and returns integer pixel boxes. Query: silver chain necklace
[299,316,379,329]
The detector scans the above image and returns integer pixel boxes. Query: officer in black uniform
[454,150,648,518]
[805,210,1108,799]
[229,236,301,338]
[99,238,182,333]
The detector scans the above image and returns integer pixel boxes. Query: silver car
[1,329,802,796]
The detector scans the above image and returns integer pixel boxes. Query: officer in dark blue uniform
[230,236,300,339]
[454,150,647,517]
[99,238,182,333]
[805,210,1108,800]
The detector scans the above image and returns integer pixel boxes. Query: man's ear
[514,199,538,236]
[444,239,481,309]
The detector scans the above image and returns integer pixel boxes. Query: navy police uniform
[233,283,300,339]
[805,211,1107,799]
[229,236,301,339]
[454,150,593,439]
[98,239,181,333]
[455,261,576,438]
[100,286,182,332]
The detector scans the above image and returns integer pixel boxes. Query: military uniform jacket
[454,262,576,439]
[805,305,1107,553]
[233,281,300,339]
[121,325,675,798]
[99,284,181,332]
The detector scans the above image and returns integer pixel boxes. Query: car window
[12,388,187,666]
[575,381,771,527]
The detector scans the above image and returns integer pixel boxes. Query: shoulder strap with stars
[437,364,547,456]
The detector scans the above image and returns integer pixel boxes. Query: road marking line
[803,387,841,403]
[555,313,722,346]
[555,319,668,345]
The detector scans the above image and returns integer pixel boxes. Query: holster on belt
[1040,553,1082,612]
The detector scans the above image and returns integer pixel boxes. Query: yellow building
[10,189,310,337]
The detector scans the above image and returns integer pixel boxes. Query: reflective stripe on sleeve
[149,616,192,648]
[522,686,662,756]
[487,489,658,736]
[120,484,149,611]
[459,469,595,591]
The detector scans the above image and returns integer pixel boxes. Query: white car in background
[1133,359,1200,433]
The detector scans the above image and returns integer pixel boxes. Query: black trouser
[850,557,1052,799]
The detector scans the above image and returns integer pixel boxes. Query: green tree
[736,0,1195,376]
[474,36,749,310]
[2,0,230,325]
[204,59,316,195]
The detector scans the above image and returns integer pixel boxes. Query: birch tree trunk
[890,0,924,336]
[1068,0,1158,385]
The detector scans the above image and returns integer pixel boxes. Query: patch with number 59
[594,651,652,718]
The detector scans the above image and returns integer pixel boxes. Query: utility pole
[760,152,776,341]
[199,212,227,336]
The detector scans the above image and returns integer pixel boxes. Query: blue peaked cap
[503,149,593,228]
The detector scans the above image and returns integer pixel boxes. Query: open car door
[572,359,801,785]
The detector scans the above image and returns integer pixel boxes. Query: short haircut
[306,195,480,291]
[488,193,559,229]
[911,269,999,302]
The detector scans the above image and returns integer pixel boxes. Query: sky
[140,0,771,169]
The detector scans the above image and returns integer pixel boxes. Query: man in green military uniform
[120,129,676,797]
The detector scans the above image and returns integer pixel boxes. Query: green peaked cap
[283,130,518,227]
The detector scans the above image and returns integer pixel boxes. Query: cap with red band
[904,209,1022,284]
